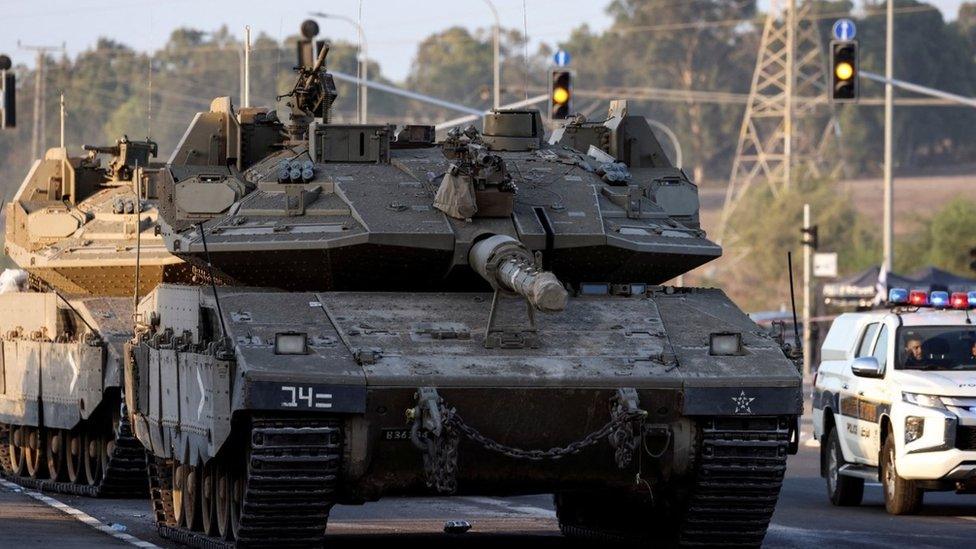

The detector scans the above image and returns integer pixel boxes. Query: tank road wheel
[24,427,46,479]
[172,463,188,527]
[825,429,864,506]
[8,426,26,476]
[45,429,68,481]
[84,431,106,485]
[200,461,218,536]
[882,434,924,515]
[228,466,245,541]
[65,429,86,484]
[182,465,202,531]
[215,465,234,540]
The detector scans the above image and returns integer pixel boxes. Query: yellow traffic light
[835,62,854,81]
[549,69,574,120]
[552,86,570,105]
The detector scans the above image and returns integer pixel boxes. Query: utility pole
[719,0,837,244]
[59,91,65,148]
[18,41,64,159]
[243,26,251,109]
[784,0,796,191]
[800,203,816,379]
[882,0,894,272]
[483,0,501,109]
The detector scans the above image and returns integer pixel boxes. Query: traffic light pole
[802,203,813,379]
[882,0,894,274]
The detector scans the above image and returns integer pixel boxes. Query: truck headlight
[905,416,925,443]
[902,392,946,410]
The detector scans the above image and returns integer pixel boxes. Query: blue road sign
[553,49,571,67]
[832,18,856,41]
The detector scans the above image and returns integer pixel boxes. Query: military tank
[128,22,802,547]
[0,139,189,496]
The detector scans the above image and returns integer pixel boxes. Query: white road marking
[0,478,160,548]
[458,496,557,519]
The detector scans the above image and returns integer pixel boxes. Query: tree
[896,199,976,276]
[713,174,880,311]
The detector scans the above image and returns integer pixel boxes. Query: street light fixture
[310,11,368,124]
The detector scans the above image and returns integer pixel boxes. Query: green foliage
[721,175,879,310]
[896,199,976,276]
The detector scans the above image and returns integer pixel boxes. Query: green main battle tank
[127,21,802,547]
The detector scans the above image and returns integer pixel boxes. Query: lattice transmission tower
[716,0,838,244]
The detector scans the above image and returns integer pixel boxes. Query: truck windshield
[896,326,976,371]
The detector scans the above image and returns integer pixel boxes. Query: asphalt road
[2,431,975,548]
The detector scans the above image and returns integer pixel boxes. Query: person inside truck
[904,336,924,366]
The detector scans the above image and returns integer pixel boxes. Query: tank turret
[153,39,720,293]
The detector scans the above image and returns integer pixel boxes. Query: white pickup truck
[812,289,976,514]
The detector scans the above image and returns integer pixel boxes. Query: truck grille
[957,426,976,451]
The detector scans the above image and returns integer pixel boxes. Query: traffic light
[0,54,14,129]
[801,225,818,250]
[549,69,573,120]
[831,40,858,102]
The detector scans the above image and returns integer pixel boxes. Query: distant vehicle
[813,288,976,514]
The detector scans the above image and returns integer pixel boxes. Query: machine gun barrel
[468,235,568,312]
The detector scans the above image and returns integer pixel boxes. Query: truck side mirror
[851,356,883,379]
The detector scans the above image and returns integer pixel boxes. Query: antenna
[787,251,802,352]
[147,12,153,140]
[522,0,529,101]
[133,162,142,321]
[197,223,229,346]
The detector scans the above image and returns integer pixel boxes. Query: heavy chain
[444,406,647,462]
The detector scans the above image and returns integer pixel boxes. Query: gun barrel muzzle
[468,235,568,312]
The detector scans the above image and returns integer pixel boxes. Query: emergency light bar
[888,288,976,310]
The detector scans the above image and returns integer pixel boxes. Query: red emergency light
[951,292,971,310]
[908,290,928,307]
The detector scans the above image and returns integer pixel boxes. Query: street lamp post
[482,0,501,110]
[310,11,368,124]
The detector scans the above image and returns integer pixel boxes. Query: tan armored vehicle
[4,138,190,296]
[0,139,188,495]
[128,22,801,547]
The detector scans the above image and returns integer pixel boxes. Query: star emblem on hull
[732,390,756,414]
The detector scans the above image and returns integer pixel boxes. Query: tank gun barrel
[469,235,568,312]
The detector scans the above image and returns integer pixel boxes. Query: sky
[0,0,967,81]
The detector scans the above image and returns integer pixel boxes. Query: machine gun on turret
[83,136,158,182]
[278,20,338,140]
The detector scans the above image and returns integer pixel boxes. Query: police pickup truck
[813,288,976,514]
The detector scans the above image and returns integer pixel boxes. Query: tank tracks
[153,415,342,548]
[558,416,790,548]
[0,413,148,498]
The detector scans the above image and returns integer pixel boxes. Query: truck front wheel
[826,428,864,506]
[881,434,923,515]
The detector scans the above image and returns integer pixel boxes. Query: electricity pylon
[716,0,837,244]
